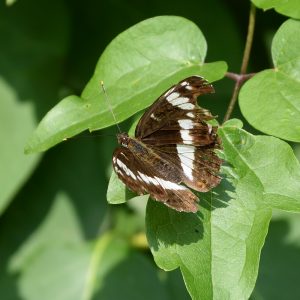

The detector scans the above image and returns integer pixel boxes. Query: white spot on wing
[150,113,160,121]
[171,97,189,106]
[138,172,149,184]
[185,85,193,90]
[180,130,193,141]
[178,103,194,110]
[138,171,158,186]
[178,119,194,129]
[136,171,187,191]
[186,112,194,118]
[116,159,137,180]
[154,177,186,190]
[208,124,213,134]
[176,145,195,180]
[166,92,179,102]
[176,145,195,154]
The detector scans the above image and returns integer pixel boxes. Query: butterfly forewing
[135,76,214,139]
[112,75,222,213]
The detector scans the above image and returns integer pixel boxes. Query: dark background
[0,0,299,299]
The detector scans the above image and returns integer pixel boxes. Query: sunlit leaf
[252,0,300,19]
[146,121,300,299]
[25,16,227,153]
[239,19,300,142]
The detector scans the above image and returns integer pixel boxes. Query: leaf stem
[223,3,256,123]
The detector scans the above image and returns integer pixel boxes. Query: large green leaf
[252,0,300,19]
[25,16,227,153]
[146,120,300,300]
[239,19,300,142]
[0,79,39,214]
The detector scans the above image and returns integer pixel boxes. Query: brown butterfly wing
[113,146,198,212]
[112,76,222,213]
[135,76,215,141]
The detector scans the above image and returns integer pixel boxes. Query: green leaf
[239,19,300,142]
[0,137,111,283]
[107,171,128,204]
[252,0,300,19]
[221,118,243,129]
[0,0,69,214]
[221,124,300,212]
[17,231,168,300]
[25,16,227,153]
[107,171,147,205]
[0,78,40,214]
[9,195,84,273]
[146,121,300,299]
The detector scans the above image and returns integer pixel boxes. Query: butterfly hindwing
[154,144,222,192]
[113,146,199,212]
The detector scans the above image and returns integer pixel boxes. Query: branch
[223,3,256,123]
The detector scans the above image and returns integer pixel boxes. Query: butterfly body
[112,76,222,213]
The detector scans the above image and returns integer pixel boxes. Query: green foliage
[146,122,300,299]
[252,0,300,18]
[240,19,300,142]
[9,197,167,300]
[0,0,69,213]
[25,16,226,154]
[0,79,40,213]
[1,1,300,300]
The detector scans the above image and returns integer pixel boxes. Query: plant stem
[223,3,256,123]
[240,4,256,75]
[226,72,256,82]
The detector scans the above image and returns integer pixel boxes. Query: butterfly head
[117,132,130,147]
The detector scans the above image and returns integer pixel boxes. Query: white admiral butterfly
[112,76,222,212]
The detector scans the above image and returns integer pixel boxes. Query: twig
[223,3,256,123]
[225,72,256,82]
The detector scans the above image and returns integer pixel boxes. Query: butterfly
[112,76,222,213]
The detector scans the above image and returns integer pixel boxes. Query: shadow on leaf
[146,200,204,249]
[145,166,236,249]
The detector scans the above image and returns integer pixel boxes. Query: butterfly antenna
[100,81,122,133]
